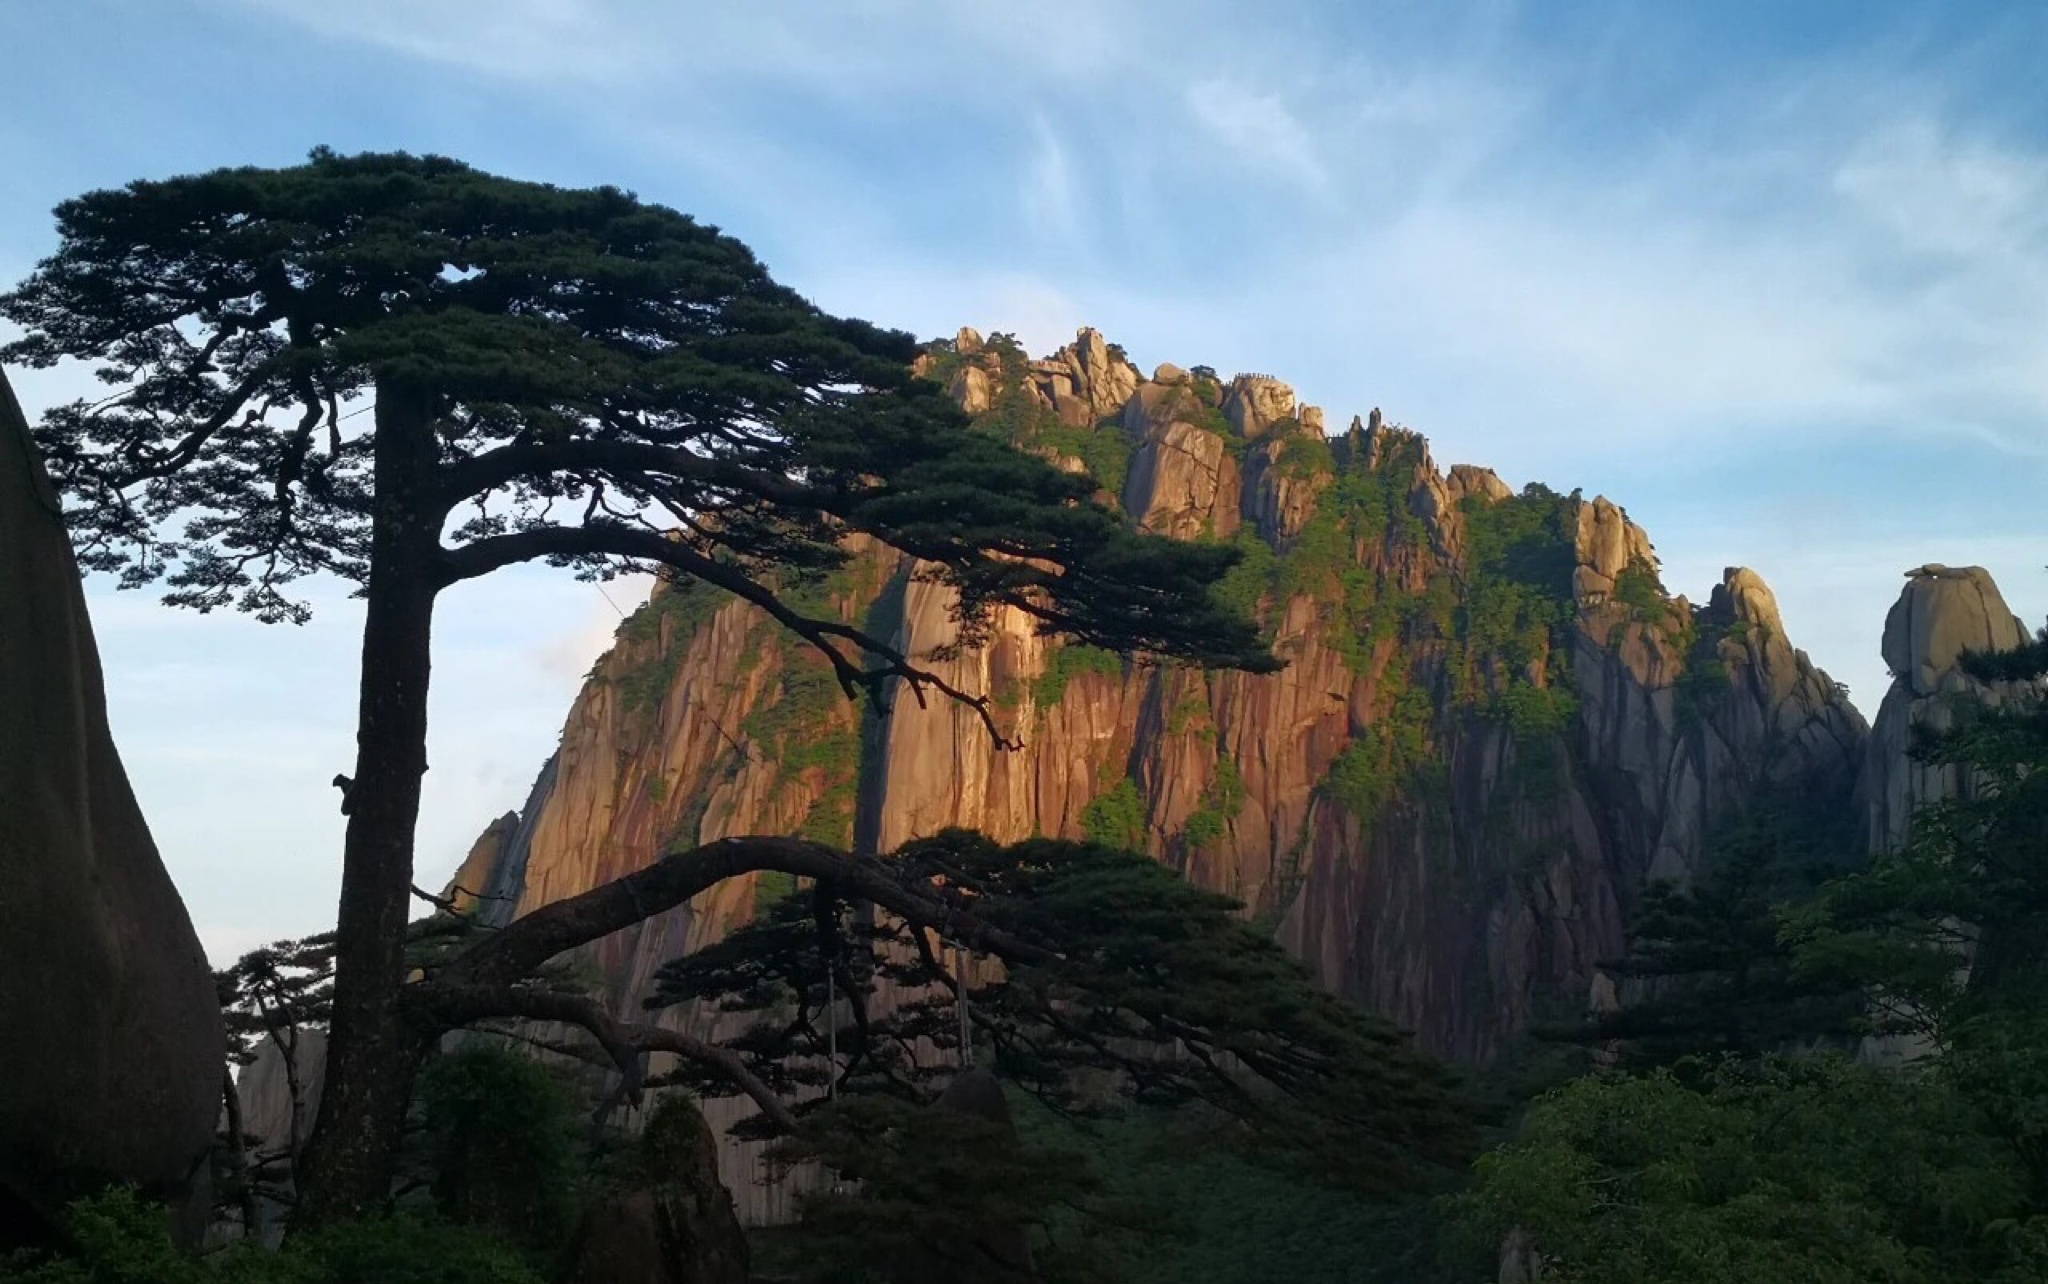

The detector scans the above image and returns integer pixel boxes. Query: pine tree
[0,149,1277,1221]
[654,833,1480,1194]
[1793,621,2048,1205]
[1562,788,1864,1068]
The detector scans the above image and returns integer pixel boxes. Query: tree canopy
[1462,621,2048,1279]
[0,146,1272,687]
[0,147,1280,1219]
[651,833,1479,1191]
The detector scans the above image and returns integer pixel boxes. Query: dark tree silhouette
[0,148,1276,1221]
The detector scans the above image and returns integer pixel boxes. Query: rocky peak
[1862,564,2032,850]
[1224,374,1297,439]
[1881,564,2026,698]
[1571,496,1658,599]
[1714,567,1784,631]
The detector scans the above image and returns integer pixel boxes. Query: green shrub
[0,1189,543,1284]
[1674,656,1733,729]
[1167,693,1213,736]
[415,1044,583,1258]
[1032,645,1124,707]
[1082,778,1148,851]
[1494,682,1579,740]
[1613,557,1666,616]
[1183,809,1227,849]
[1182,760,1246,850]
[1274,430,1335,480]
[1208,531,1277,628]
[1320,688,1435,826]
[755,869,799,912]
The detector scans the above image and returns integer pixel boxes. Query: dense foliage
[0,1190,543,1284]
[652,832,1479,1190]
[414,1047,585,1260]
[1450,1058,2048,1284]
[1465,621,2048,1280]
[1559,787,1865,1066]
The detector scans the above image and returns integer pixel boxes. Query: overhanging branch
[406,982,800,1134]
[437,522,1018,748]
[438,437,828,511]
[438,834,1055,990]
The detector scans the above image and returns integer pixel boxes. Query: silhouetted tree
[0,148,1276,1221]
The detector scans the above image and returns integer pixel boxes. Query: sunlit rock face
[461,328,1868,1221]
[0,370,224,1247]
[1862,564,2031,852]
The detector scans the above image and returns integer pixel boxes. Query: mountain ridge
[445,324,1873,1220]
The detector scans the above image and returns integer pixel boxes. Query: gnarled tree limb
[439,834,1055,990]
[406,982,801,1135]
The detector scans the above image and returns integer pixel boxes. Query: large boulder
[560,1096,748,1284]
[0,370,225,1245]
[1880,564,2026,697]
[1863,564,2033,852]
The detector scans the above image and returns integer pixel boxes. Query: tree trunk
[295,381,444,1225]
[219,1068,263,1241]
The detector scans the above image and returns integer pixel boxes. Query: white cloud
[1021,116,1084,244]
[1184,80,1329,191]
[226,0,1138,98]
[536,573,650,680]
[1834,116,2048,261]
[234,0,643,84]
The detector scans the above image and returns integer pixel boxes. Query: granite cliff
[0,369,224,1246]
[448,327,1872,1217]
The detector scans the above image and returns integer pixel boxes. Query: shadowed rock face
[452,328,1869,1222]
[0,371,224,1246]
[560,1098,748,1284]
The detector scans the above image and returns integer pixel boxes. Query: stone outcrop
[444,812,517,914]
[0,370,225,1246]
[236,1029,326,1171]
[1862,565,2030,850]
[448,329,1869,1222]
[229,1027,327,1245]
[561,1097,749,1284]
[1851,567,2034,1069]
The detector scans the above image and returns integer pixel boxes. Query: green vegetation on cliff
[1182,757,1248,849]
[1083,778,1149,850]
[1452,483,1577,690]
[1321,685,1438,827]
[943,335,1139,496]
[1033,643,1124,707]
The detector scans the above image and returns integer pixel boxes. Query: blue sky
[3,0,2044,963]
